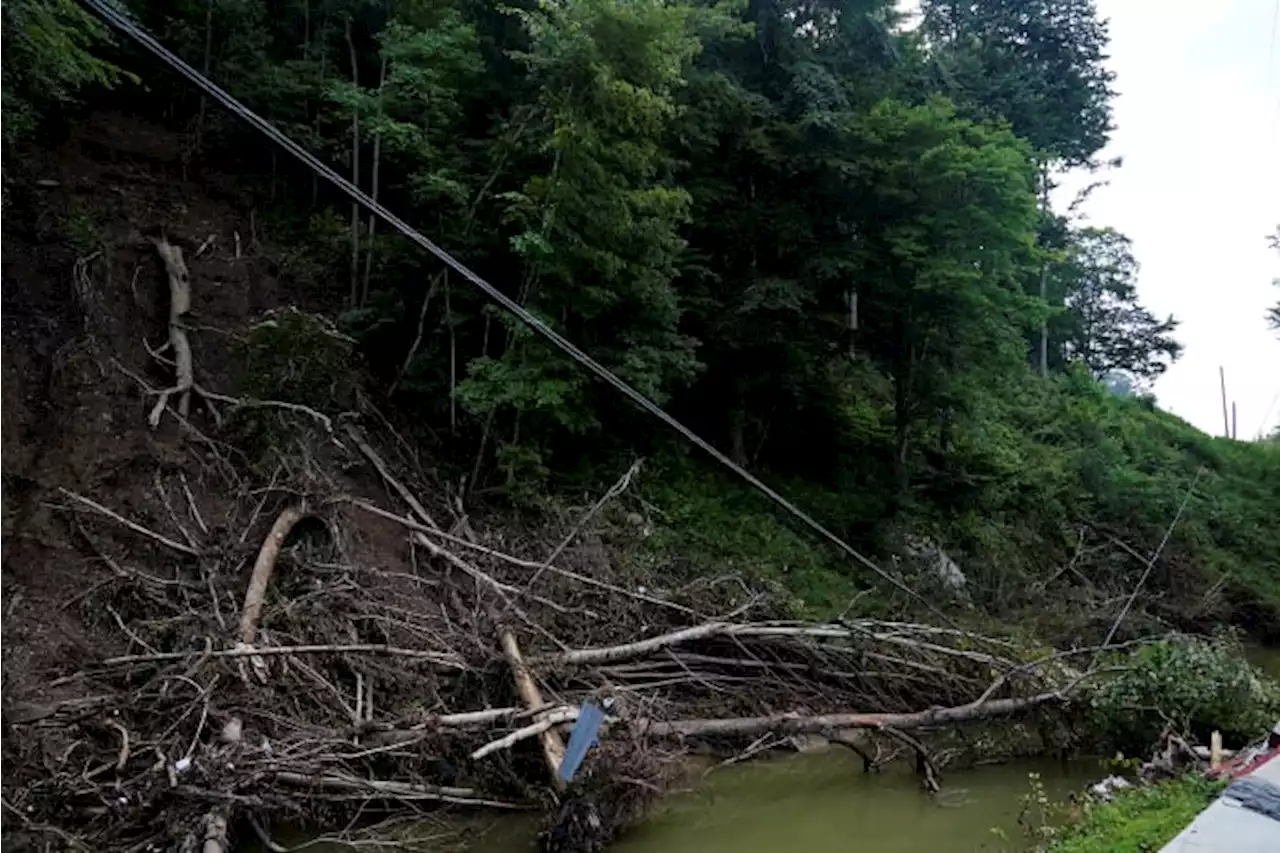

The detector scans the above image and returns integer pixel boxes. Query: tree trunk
[446,273,457,432]
[196,0,215,147]
[893,331,913,495]
[361,54,388,306]
[1037,163,1051,376]
[345,18,361,308]
[729,407,748,467]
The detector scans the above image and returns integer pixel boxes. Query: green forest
[7,4,1280,852]
[3,0,1279,634]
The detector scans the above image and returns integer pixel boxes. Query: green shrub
[1042,775,1224,853]
[230,308,356,461]
[1088,634,1280,754]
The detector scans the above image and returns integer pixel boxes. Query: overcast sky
[1057,0,1280,438]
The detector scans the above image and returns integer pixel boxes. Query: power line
[79,0,950,621]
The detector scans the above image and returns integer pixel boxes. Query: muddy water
[612,754,1092,853]
[462,754,1097,853]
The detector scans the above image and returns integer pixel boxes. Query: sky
[1055,1,1280,438]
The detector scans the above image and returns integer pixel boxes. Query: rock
[789,734,831,754]
[219,717,243,744]
[903,534,968,595]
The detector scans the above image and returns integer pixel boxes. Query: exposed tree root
[238,506,305,645]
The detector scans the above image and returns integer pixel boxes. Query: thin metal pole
[1220,367,1230,438]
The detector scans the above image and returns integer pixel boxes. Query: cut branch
[60,488,200,557]
[469,707,579,760]
[273,771,525,809]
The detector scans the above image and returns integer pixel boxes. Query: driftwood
[23,414,1134,853]
[501,627,568,791]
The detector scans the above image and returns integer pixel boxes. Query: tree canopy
[27,0,1280,625]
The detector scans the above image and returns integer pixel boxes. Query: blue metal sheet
[559,702,606,783]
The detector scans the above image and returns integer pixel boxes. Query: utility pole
[1219,366,1230,438]
[1037,166,1050,377]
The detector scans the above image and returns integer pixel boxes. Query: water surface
[463,752,1096,853]
[260,753,1095,853]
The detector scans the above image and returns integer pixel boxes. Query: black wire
[80,0,948,621]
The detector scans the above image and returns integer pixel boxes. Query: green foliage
[20,0,1277,639]
[1,0,132,144]
[459,0,702,437]
[232,308,356,462]
[1055,227,1182,384]
[920,0,1115,166]
[632,454,863,618]
[1041,775,1224,853]
[240,308,356,410]
[64,199,104,257]
[844,96,1041,487]
[1088,634,1280,754]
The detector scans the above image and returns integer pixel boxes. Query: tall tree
[918,0,1115,166]
[673,0,906,467]
[1056,227,1181,383]
[457,0,702,458]
[845,97,1041,489]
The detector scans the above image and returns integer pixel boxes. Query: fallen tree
[6,382,1132,853]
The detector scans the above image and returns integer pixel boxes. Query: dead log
[641,690,1065,739]
[500,627,567,791]
[232,506,304,680]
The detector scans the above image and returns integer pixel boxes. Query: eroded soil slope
[1,111,310,714]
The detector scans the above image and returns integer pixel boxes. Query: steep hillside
[0,101,1277,853]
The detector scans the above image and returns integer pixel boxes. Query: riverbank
[1040,774,1226,853]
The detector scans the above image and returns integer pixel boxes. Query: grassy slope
[1045,776,1225,853]
[628,376,1280,634]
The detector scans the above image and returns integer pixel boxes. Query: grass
[629,453,865,618]
[1044,775,1225,853]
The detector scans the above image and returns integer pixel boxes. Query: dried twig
[98,643,465,669]
[59,489,200,557]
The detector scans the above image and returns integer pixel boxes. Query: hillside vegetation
[4,2,1280,851]
[3,0,1279,635]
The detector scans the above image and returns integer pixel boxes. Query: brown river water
[259,754,1098,853]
